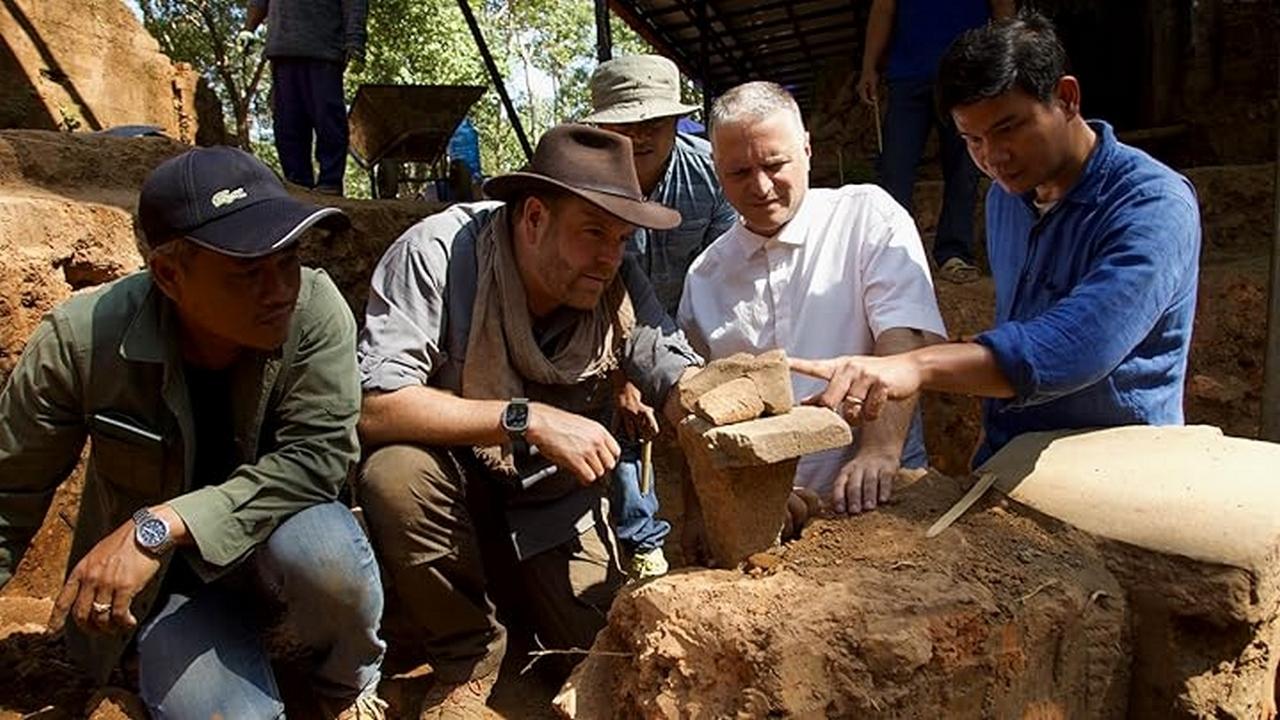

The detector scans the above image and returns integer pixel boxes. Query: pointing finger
[788,357,836,380]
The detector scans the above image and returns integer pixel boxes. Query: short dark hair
[937,11,1069,116]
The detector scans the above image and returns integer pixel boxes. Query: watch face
[504,403,529,432]
[137,518,169,548]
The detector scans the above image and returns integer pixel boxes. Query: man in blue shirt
[795,12,1201,468]
[859,0,1014,283]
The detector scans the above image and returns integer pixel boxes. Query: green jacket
[0,268,360,680]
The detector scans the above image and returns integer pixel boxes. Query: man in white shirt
[679,81,946,515]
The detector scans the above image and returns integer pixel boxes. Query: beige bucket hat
[580,55,699,125]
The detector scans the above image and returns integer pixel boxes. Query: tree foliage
[136,0,269,149]
[137,0,698,183]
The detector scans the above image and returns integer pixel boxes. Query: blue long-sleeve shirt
[973,121,1201,466]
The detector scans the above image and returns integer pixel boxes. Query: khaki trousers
[357,444,624,683]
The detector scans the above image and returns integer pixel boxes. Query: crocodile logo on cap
[211,187,248,208]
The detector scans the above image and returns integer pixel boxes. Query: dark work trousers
[356,444,625,684]
[878,77,981,266]
[270,58,348,192]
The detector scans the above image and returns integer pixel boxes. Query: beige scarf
[463,208,636,476]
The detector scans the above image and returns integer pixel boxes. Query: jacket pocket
[88,413,166,495]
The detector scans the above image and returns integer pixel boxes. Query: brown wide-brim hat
[484,124,681,231]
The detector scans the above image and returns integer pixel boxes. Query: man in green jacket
[0,147,385,719]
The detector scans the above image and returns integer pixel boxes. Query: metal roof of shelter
[606,0,867,109]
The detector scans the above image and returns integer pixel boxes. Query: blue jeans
[879,77,981,266]
[271,58,349,192]
[136,502,384,719]
[902,405,929,469]
[610,443,670,555]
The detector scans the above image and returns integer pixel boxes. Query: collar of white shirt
[733,189,814,256]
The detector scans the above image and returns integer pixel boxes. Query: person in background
[859,0,1015,283]
[244,0,367,195]
[582,54,737,577]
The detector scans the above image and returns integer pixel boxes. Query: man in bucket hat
[582,54,736,581]
[356,124,703,717]
[582,54,736,316]
[0,146,386,718]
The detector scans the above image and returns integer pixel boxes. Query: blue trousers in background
[136,502,384,720]
[878,77,981,266]
[271,58,349,193]
[610,442,671,555]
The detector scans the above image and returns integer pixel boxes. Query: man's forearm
[861,0,895,72]
[858,328,940,456]
[359,386,507,448]
[911,341,1016,398]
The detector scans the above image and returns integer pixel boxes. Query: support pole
[1262,55,1280,441]
[595,0,613,62]
[456,0,533,161]
[698,0,711,125]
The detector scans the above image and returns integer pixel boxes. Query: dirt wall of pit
[0,0,224,143]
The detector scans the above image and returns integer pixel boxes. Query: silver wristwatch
[132,507,174,556]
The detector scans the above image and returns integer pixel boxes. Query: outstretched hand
[789,355,923,425]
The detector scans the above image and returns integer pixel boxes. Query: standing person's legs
[609,442,670,560]
[933,97,982,268]
[136,588,283,719]
[251,501,385,702]
[306,59,350,194]
[271,58,317,188]
[878,78,935,217]
[357,445,507,684]
[900,406,930,470]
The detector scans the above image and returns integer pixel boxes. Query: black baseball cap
[137,146,347,258]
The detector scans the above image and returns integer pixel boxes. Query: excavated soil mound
[560,471,1129,719]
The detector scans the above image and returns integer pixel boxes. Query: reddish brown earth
[0,128,1273,717]
[561,471,1128,718]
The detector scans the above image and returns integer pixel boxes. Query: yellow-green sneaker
[629,547,669,579]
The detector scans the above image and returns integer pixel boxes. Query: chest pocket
[88,412,167,498]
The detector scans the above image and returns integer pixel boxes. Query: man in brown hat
[354,124,702,717]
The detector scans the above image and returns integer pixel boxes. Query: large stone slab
[682,406,852,469]
[558,471,1130,718]
[677,349,794,416]
[981,425,1280,719]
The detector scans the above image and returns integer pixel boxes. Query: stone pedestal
[677,407,851,567]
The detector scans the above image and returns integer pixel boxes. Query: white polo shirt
[677,185,947,494]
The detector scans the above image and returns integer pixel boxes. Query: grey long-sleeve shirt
[252,0,368,62]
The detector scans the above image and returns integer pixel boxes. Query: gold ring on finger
[91,601,111,614]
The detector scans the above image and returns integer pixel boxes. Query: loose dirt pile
[560,471,1129,718]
